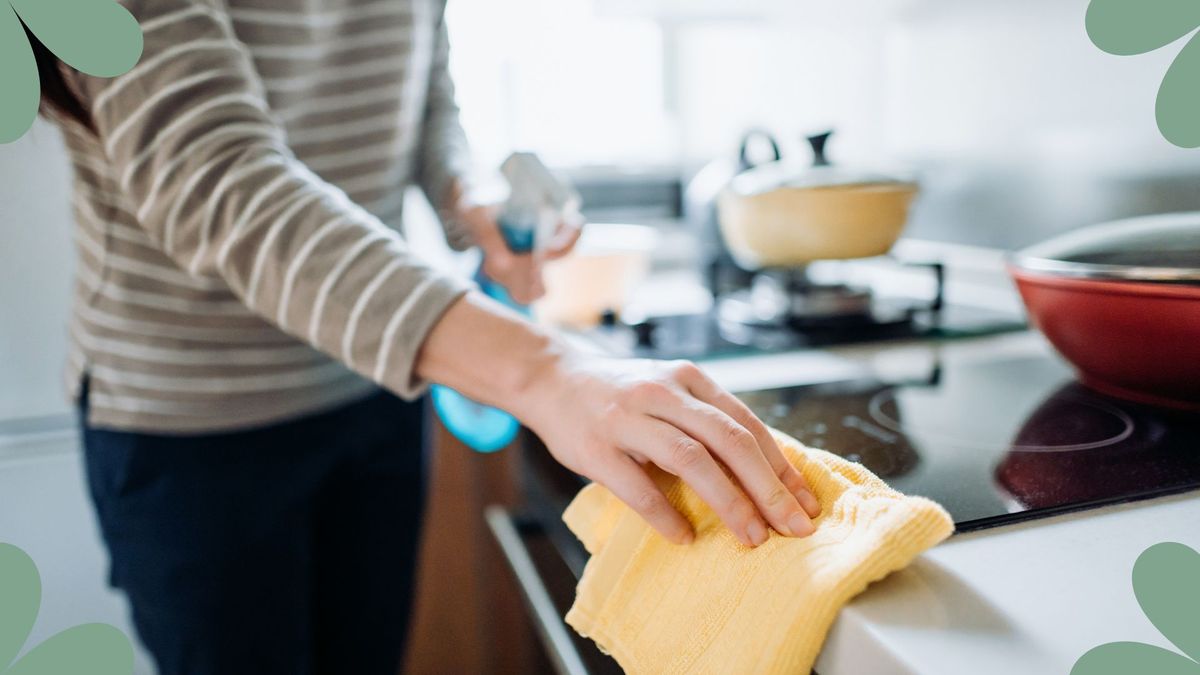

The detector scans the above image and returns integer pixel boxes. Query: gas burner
[586,259,1021,361]
[714,306,920,348]
[717,270,876,327]
[714,261,945,342]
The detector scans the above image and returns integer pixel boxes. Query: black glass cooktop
[590,303,1026,361]
[736,354,1200,532]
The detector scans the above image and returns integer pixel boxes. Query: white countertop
[817,491,1198,675]
[697,332,1200,675]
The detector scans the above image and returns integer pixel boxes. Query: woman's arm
[418,293,821,546]
[63,0,466,399]
[67,0,818,544]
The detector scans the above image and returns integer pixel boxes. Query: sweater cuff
[385,274,473,399]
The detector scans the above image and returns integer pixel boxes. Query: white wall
[0,120,76,422]
[881,0,1200,245]
[449,0,1200,247]
[881,0,1185,162]
[448,0,674,168]
[666,0,1200,246]
[0,436,154,675]
[594,0,1191,163]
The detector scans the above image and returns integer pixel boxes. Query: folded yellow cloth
[563,431,953,674]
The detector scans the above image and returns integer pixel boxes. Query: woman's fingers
[462,205,505,251]
[482,250,545,305]
[617,416,768,547]
[507,253,545,304]
[464,206,549,304]
[544,220,583,261]
[679,364,821,518]
[529,252,546,300]
[634,373,815,538]
[681,401,814,538]
[770,456,820,518]
[593,453,694,545]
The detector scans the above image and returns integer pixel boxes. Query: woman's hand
[513,353,822,547]
[455,203,582,305]
[417,293,819,548]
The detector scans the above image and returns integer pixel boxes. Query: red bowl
[1009,267,1200,411]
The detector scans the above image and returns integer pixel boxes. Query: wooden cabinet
[404,416,551,675]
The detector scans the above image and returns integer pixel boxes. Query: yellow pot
[717,163,919,269]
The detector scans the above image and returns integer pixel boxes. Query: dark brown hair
[24,22,94,131]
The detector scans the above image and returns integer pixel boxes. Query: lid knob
[806,130,834,167]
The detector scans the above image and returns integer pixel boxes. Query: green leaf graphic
[1157,33,1200,148]
[10,0,142,78]
[1073,642,1200,675]
[1132,542,1200,662]
[0,545,40,671]
[0,543,134,675]
[0,0,143,143]
[1071,542,1200,675]
[1086,0,1200,55]
[5,625,133,675]
[0,4,40,144]
[1087,0,1200,147]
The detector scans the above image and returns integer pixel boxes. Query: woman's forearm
[414,291,567,415]
[414,292,822,548]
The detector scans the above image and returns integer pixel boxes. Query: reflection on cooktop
[736,355,1200,532]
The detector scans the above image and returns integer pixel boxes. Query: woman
[33,1,821,673]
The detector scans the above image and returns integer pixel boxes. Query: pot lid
[1011,212,1200,284]
[726,130,917,197]
[728,160,917,196]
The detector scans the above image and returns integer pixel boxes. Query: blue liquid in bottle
[430,219,534,453]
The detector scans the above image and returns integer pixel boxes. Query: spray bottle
[431,153,580,452]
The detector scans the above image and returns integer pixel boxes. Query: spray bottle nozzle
[498,152,581,254]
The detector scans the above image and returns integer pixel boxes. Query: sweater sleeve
[414,4,476,251]
[63,0,471,398]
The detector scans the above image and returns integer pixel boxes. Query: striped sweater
[54,0,474,433]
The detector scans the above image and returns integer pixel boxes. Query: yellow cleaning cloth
[563,431,953,674]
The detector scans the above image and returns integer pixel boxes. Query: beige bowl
[717,179,918,269]
[536,224,657,328]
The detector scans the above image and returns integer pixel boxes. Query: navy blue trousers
[81,388,427,675]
